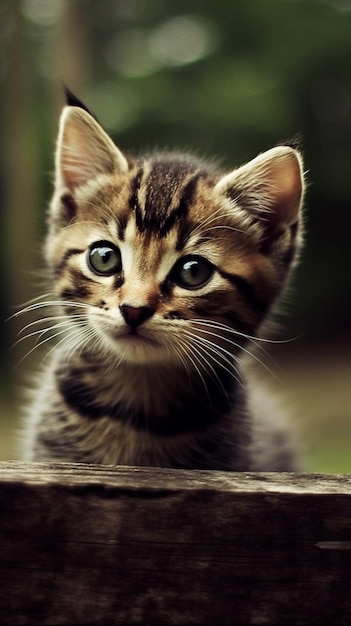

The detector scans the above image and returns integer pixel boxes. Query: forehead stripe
[132,159,202,237]
[128,166,144,232]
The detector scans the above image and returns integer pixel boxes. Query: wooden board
[0,461,351,624]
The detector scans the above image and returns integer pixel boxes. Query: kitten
[22,93,305,470]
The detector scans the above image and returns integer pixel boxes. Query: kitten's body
[23,98,305,470]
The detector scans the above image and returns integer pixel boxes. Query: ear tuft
[63,85,97,120]
[55,106,128,191]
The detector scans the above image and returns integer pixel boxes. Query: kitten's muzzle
[119,304,154,329]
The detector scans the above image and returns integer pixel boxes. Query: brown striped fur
[23,100,305,470]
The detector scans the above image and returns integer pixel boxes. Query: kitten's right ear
[215,146,304,236]
[55,106,128,191]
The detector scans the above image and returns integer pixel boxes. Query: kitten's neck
[55,346,243,436]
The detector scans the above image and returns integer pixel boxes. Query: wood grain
[0,461,351,624]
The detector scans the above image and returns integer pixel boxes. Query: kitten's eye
[87,241,122,276]
[171,255,214,289]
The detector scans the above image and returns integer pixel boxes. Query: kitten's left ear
[215,146,304,231]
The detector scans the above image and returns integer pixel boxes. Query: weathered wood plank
[0,461,351,625]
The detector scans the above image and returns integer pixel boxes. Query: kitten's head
[46,98,304,368]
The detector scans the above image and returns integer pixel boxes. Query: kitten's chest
[63,415,167,466]
[59,357,186,420]
[47,353,239,467]
[49,384,213,468]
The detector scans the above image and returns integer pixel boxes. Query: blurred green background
[1,0,351,471]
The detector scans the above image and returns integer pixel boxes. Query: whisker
[12,325,78,371]
[17,314,88,336]
[172,334,212,403]
[186,206,246,242]
[42,326,89,367]
[184,336,236,400]
[189,323,279,379]
[10,292,54,309]
[174,328,238,404]
[190,318,299,345]
[61,326,94,364]
[12,321,80,350]
[8,300,91,322]
[182,329,245,389]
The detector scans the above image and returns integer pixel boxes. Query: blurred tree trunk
[2,3,41,373]
[2,0,92,376]
[49,0,92,118]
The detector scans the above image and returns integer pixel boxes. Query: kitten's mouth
[111,327,169,364]
[118,328,159,347]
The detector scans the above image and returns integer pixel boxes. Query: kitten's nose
[119,304,154,329]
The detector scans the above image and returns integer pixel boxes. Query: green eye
[171,255,214,289]
[88,241,122,276]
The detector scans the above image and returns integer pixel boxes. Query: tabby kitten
[23,94,305,470]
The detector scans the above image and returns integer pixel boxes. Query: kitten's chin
[102,329,173,365]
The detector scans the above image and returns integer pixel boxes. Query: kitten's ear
[215,146,304,231]
[55,106,128,191]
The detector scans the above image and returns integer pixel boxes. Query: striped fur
[23,102,305,470]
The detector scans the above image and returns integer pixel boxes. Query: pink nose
[119,304,154,329]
